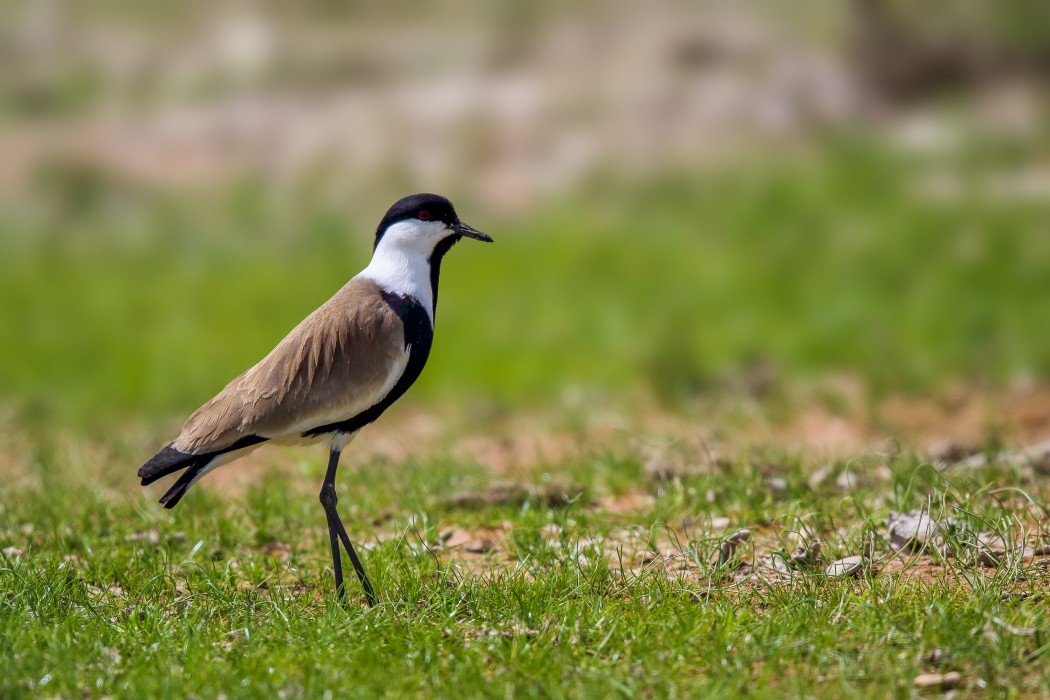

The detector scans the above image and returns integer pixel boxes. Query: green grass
[3,431,1049,698]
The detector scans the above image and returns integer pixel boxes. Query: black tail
[138,444,201,486]
[137,436,268,509]
[137,443,215,509]
[157,459,213,509]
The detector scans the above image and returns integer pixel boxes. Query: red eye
[418,210,431,221]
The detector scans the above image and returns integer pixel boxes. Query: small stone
[920,648,944,666]
[444,482,531,509]
[764,555,790,573]
[928,439,981,465]
[826,556,865,578]
[725,529,751,544]
[873,465,894,482]
[443,529,474,549]
[125,529,161,546]
[913,671,962,689]
[260,542,291,561]
[789,541,821,568]
[540,523,562,539]
[835,469,858,491]
[644,454,678,482]
[717,529,751,566]
[764,541,821,574]
[887,510,937,552]
[808,464,834,489]
[765,476,787,493]
[976,548,1003,567]
[1032,450,1050,475]
[464,538,497,554]
[710,516,731,530]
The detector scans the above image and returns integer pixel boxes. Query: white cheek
[382,220,448,253]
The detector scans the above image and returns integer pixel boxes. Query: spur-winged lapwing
[137,193,491,604]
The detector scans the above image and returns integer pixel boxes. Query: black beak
[452,221,493,242]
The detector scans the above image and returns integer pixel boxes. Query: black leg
[333,517,376,605]
[324,507,346,600]
[318,448,377,606]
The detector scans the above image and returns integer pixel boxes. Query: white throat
[359,219,446,324]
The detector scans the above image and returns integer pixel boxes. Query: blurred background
[1,0,1049,437]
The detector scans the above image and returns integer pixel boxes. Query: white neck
[359,220,446,324]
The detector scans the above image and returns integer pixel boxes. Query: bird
[137,193,492,605]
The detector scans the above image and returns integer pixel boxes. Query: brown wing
[172,278,409,454]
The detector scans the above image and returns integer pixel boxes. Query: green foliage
[2,138,1049,430]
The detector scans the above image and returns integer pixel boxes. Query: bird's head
[374,193,492,257]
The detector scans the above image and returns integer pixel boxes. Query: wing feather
[172,278,408,454]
